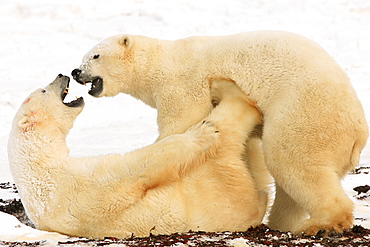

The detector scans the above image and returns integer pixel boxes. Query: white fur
[75,31,369,234]
[8,76,264,239]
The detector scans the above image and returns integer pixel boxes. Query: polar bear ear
[17,111,39,132]
[118,35,131,48]
[17,116,35,132]
[18,116,30,129]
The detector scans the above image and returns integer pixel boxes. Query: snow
[0,0,369,243]
[0,212,69,243]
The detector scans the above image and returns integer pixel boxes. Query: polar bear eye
[93,54,100,59]
[42,89,46,93]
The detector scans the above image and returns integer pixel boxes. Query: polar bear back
[164,31,349,105]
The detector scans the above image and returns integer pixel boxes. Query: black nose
[71,69,81,80]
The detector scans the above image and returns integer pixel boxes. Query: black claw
[315,229,326,238]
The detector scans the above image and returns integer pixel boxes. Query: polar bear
[72,31,369,235]
[8,75,265,239]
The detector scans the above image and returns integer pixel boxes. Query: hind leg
[244,138,271,223]
[290,170,353,235]
[263,120,355,235]
[268,184,308,231]
[265,149,353,235]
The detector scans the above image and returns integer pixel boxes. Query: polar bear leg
[244,138,270,211]
[265,149,353,235]
[268,184,308,231]
[156,93,213,141]
[209,78,268,223]
[290,171,353,235]
[123,120,219,189]
[207,78,261,136]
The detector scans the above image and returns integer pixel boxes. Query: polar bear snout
[71,68,82,81]
[48,74,85,108]
[71,68,104,97]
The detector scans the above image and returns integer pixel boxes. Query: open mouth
[61,78,84,107]
[71,69,103,97]
[78,77,103,97]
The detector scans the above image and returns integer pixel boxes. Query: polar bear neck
[9,125,70,167]
[8,123,70,187]
[8,126,70,223]
[122,37,220,109]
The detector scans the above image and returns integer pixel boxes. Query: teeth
[63,80,86,103]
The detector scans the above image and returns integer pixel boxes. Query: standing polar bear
[8,75,266,238]
[72,31,369,235]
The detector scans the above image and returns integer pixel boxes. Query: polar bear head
[13,74,84,136]
[71,35,137,98]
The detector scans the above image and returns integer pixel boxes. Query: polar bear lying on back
[8,75,265,239]
[72,31,368,235]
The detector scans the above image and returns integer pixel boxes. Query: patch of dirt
[353,184,370,202]
[0,198,34,227]
[0,225,370,247]
[351,166,370,175]
[1,182,370,246]
[0,182,18,192]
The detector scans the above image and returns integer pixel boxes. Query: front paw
[187,120,219,149]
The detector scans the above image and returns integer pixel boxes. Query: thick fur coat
[72,31,369,235]
[8,75,264,239]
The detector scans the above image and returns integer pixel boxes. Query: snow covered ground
[0,0,369,243]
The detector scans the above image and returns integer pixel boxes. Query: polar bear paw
[186,120,219,149]
[209,77,239,106]
[294,214,353,236]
